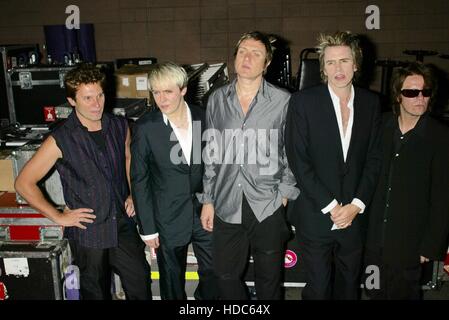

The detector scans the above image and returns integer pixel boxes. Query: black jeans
[212,195,290,300]
[69,213,152,300]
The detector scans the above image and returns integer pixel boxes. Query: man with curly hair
[15,63,152,300]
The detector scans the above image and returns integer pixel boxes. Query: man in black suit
[131,62,217,300]
[285,31,382,299]
[364,62,449,300]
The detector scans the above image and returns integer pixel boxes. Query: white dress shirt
[163,102,192,166]
[321,85,365,228]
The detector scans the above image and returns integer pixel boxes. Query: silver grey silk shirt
[197,78,300,223]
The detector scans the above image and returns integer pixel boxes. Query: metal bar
[11,79,61,86]
[0,218,57,225]
[51,253,63,300]
[0,207,40,213]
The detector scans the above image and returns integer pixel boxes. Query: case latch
[39,226,63,241]
[0,226,10,241]
[59,71,67,88]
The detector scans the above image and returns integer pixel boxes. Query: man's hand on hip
[59,206,96,229]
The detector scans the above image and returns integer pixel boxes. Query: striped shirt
[51,112,129,249]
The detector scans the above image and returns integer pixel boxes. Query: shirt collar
[67,109,110,132]
[394,112,429,138]
[327,84,355,109]
[226,77,271,102]
[162,101,191,126]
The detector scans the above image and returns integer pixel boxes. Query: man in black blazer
[364,62,449,299]
[131,62,217,300]
[285,31,382,299]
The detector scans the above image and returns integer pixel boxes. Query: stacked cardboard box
[115,65,155,105]
[0,150,14,192]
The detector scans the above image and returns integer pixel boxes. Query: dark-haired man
[15,63,152,300]
[364,62,449,300]
[198,31,299,300]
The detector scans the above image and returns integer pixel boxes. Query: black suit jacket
[130,104,205,247]
[365,113,449,266]
[285,84,382,239]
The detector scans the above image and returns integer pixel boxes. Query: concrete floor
[149,278,449,300]
[114,247,449,300]
[148,262,449,300]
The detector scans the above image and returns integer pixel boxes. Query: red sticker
[0,282,8,300]
[284,249,298,269]
[43,106,56,122]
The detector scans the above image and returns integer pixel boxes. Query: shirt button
[384,219,387,223]
[388,187,392,191]
[400,136,404,140]
[395,153,399,157]
[386,204,389,208]
[240,164,243,167]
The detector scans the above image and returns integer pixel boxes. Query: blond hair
[316,31,362,82]
[148,61,188,91]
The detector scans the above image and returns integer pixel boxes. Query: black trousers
[213,196,290,300]
[363,249,422,300]
[299,230,363,300]
[69,214,152,300]
[156,212,218,300]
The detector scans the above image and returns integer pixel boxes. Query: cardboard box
[0,151,15,192]
[115,65,155,103]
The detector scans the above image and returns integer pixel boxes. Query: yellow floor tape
[151,271,199,280]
